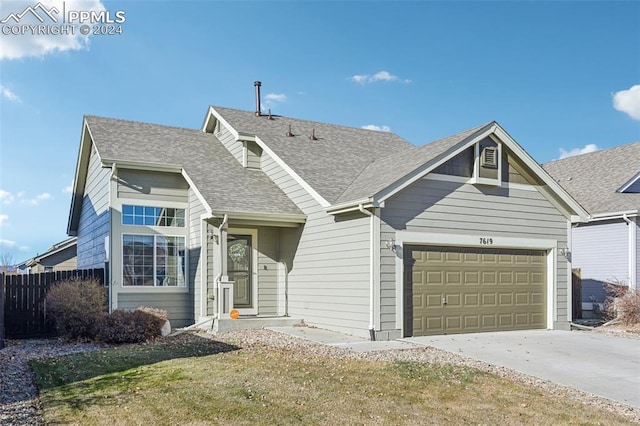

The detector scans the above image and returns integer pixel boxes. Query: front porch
[196,214,305,331]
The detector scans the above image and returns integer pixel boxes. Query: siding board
[380,177,569,332]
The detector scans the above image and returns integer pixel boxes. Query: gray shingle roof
[542,141,640,215]
[335,122,494,203]
[85,116,303,217]
[212,107,415,204]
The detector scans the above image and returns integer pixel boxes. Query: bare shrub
[604,282,640,325]
[45,278,106,339]
[97,307,168,344]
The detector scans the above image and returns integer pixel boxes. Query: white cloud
[0,239,16,249]
[25,192,53,205]
[350,70,411,85]
[613,84,640,120]
[63,179,74,193]
[0,214,7,227]
[0,0,107,60]
[265,93,287,103]
[558,144,600,160]
[0,85,21,102]
[362,124,392,132]
[0,189,14,204]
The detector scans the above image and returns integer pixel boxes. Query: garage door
[404,246,546,336]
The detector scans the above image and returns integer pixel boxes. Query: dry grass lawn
[30,334,633,425]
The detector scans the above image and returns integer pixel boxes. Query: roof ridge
[210,105,407,137]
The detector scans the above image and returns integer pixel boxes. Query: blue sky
[0,0,639,261]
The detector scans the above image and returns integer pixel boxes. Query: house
[67,87,588,338]
[543,143,640,317]
[15,237,77,274]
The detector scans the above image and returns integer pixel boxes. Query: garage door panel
[406,246,547,336]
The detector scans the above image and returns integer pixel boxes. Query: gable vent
[481,147,498,168]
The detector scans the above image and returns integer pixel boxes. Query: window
[122,205,185,227]
[122,234,186,286]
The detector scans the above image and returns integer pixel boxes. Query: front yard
[28,331,636,425]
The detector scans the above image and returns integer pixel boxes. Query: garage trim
[394,231,558,336]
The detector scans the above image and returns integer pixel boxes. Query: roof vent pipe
[286,125,294,137]
[254,81,262,116]
[310,129,318,140]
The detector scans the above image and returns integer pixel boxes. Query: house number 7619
[479,237,493,245]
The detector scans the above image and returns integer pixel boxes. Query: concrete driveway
[403,330,640,408]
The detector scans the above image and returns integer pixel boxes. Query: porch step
[212,316,303,333]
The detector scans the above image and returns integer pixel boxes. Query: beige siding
[189,189,206,319]
[111,169,192,325]
[217,124,243,165]
[117,170,188,202]
[118,293,191,327]
[77,144,110,269]
[256,226,279,315]
[262,153,371,337]
[380,177,569,333]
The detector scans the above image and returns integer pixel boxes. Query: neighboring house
[67,93,588,338]
[15,237,78,274]
[544,143,640,317]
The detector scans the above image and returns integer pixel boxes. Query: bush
[604,283,640,325]
[97,307,168,344]
[45,278,106,339]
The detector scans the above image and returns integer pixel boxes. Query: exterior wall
[572,219,630,304]
[216,123,243,165]
[111,170,192,327]
[188,188,206,319]
[39,246,77,271]
[256,226,279,315]
[77,144,110,269]
[262,152,372,338]
[381,176,570,335]
[636,219,639,289]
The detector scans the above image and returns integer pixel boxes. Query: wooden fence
[1,269,105,342]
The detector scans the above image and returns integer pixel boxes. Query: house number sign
[479,237,494,245]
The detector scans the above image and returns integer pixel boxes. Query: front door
[227,234,253,311]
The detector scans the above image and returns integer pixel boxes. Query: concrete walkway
[269,326,640,408]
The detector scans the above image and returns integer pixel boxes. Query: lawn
[30,333,631,425]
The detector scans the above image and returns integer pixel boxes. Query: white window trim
[120,233,188,292]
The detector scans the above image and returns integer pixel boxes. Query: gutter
[622,214,638,289]
[586,210,639,222]
[358,203,376,341]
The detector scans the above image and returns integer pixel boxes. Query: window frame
[121,233,187,288]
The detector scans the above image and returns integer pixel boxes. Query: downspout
[214,214,229,319]
[108,163,117,314]
[622,214,637,290]
[358,203,376,341]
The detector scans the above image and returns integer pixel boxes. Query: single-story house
[543,142,639,317]
[68,89,588,339]
[15,237,77,274]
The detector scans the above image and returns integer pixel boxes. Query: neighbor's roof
[84,116,303,217]
[211,106,415,204]
[16,237,77,267]
[542,141,640,216]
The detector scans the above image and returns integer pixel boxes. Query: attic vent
[481,147,498,168]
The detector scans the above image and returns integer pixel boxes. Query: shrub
[97,307,168,344]
[604,283,640,325]
[45,278,106,339]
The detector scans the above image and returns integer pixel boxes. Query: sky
[0,0,639,262]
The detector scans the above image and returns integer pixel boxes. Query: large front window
[122,235,186,286]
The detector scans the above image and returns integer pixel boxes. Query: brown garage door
[404,246,546,337]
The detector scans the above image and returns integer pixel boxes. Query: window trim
[121,233,187,288]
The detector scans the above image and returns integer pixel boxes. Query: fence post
[1,273,5,349]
